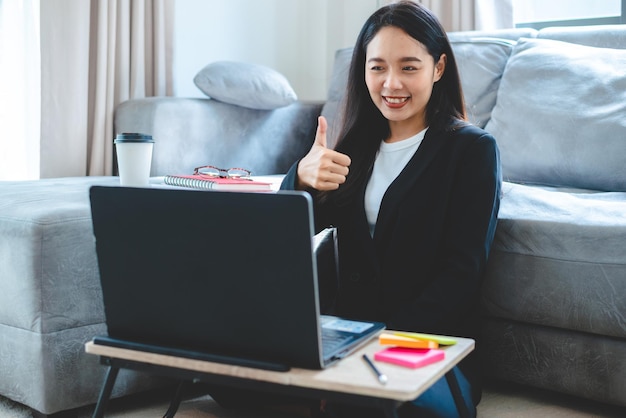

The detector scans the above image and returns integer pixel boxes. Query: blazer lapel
[373,128,448,248]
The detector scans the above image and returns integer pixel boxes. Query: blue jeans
[323,366,476,418]
[401,366,476,417]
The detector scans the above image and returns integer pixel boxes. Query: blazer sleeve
[279,161,300,191]
[280,160,332,234]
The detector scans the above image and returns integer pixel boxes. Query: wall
[173,0,381,101]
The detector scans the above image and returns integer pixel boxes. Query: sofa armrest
[114,97,323,176]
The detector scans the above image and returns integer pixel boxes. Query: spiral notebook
[89,186,385,371]
[163,174,272,191]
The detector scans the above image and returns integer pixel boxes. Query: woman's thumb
[315,116,328,148]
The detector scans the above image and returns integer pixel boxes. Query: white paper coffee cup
[114,133,154,187]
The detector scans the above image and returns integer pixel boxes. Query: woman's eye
[370,66,384,71]
[403,66,417,71]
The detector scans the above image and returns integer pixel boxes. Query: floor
[2,379,625,417]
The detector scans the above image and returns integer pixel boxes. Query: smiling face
[365,26,446,142]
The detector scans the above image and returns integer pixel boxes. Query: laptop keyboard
[321,328,354,355]
[319,316,383,362]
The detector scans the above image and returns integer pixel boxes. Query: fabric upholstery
[0,178,113,332]
[114,97,322,177]
[450,38,514,128]
[0,322,164,414]
[320,47,352,150]
[0,177,169,414]
[483,182,626,338]
[484,38,626,191]
[481,318,626,408]
[193,60,297,110]
[446,28,537,42]
[537,24,626,49]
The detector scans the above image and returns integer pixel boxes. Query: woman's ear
[434,53,446,82]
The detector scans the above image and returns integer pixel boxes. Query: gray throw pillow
[485,37,626,191]
[451,38,514,128]
[194,61,297,110]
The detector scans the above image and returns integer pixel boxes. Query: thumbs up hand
[297,116,351,191]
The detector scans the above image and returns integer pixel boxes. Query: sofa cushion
[485,38,626,191]
[537,24,626,49]
[193,61,297,110]
[483,182,626,339]
[0,177,118,332]
[450,38,514,128]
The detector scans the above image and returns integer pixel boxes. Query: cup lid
[114,133,154,143]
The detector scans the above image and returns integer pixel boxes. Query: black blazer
[282,123,501,341]
[282,124,500,395]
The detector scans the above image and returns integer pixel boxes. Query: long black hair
[322,0,466,206]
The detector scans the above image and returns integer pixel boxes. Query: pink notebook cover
[373,347,445,368]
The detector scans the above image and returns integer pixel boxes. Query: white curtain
[87,0,174,176]
[5,0,173,180]
[0,0,41,180]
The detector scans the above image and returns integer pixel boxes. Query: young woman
[281,1,501,416]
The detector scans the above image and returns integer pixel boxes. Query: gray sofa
[446,25,626,407]
[1,23,625,415]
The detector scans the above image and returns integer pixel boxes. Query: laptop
[89,186,385,371]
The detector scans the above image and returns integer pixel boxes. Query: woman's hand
[297,116,351,190]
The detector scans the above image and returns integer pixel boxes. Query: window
[513,0,625,29]
[0,0,41,180]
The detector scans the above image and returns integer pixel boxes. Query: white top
[364,129,427,236]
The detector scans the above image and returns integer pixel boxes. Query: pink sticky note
[374,347,445,368]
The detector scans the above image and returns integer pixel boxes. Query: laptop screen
[90,186,326,369]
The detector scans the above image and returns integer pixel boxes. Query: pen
[362,354,387,385]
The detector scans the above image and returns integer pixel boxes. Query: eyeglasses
[193,165,252,179]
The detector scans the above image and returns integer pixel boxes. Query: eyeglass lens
[195,166,250,178]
